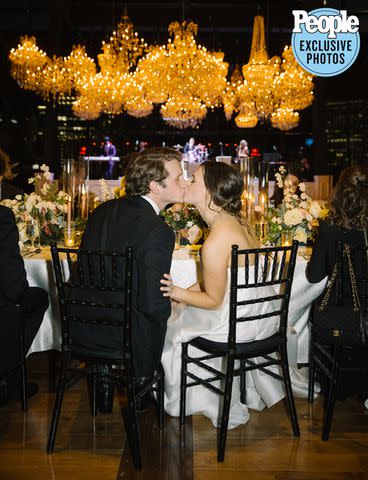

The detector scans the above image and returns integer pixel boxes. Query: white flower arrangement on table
[0,164,68,247]
[266,166,328,245]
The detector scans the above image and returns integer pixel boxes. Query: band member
[103,137,117,179]
[183,137,196,154]
[237,139,249,158]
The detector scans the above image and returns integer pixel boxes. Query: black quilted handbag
[311,242,367,346]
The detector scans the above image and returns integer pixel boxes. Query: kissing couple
[79,147,284,426]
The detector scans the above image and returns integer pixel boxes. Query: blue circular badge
[291,8,360,77]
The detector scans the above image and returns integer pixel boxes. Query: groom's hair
[125,147,181,197]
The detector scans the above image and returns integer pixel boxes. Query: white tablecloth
[25,247,326,363]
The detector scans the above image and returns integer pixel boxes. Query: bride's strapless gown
[162,267,285,429]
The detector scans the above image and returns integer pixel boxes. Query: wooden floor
[1,353,368,480]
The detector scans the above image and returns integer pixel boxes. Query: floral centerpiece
[162,203,206,245]
[0,164,68,246]
[266,166,328,245]
[92,177,126,209]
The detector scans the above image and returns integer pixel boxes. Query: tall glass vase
[240,156,256,224]
[61,158,87,222]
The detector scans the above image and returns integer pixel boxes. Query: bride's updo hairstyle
[327,165,368,231]
[202,161,244,222]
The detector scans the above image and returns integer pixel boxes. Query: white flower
[309,201,321,219]
[28,177,35,184]
[173,213,180,221]
[186,220,194,227]
[284,208,304,226]
[306,213,313,222]
[293,227,308,244]
[279,166,286,173]
[41,183,50,195]
[40,164,49,172]
[300,192,308,200]
[298,182,306,192]
[15,195,22,201]
[43,171,52,181]
[275,173,283,188]
[300,201,308,209]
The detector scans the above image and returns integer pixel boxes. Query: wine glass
[26,217,41,253]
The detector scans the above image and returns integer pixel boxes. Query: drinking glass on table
[26,217,41,252]
[254,221,268,244]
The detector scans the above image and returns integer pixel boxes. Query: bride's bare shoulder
[208,216,257,249]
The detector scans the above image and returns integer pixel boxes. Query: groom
[79,147,186,411]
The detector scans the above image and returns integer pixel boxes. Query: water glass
[281,231,293,247]
[26,218,40,250]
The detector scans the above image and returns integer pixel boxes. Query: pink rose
[171,203,183,213]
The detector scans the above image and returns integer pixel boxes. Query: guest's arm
[306,221,329,283]
[0,206,29,303]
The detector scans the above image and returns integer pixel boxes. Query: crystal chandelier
[136,21,228,128]
[72,13,148,118]
[9,36,48,92]
[271,107,299,131]
[224,15,314,131]
[9,14,149,117]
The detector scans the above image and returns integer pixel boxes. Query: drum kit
[174,143,208,180]
[173,143,208,163]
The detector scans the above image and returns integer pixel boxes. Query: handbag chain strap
[345,244,361,312]
[319,243,361,312]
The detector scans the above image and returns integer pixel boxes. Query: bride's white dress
[162,267,285,429]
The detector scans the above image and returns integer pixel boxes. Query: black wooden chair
[308,241,368,441]
[179,242,300,462]
[47,243,164,470]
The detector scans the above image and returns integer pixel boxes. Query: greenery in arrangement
[0,164,68,247]
[266,166,329,245]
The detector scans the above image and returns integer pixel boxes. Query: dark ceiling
[0,0,367,173]
[1,0,367,62]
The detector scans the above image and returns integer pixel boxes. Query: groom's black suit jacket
[78,196,175,377]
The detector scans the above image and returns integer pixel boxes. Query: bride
[160,162,284,429]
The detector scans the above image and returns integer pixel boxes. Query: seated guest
[307,165,368,399]
[0,148,24,200]
[297,148,314,182]
[0,206,49,407]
